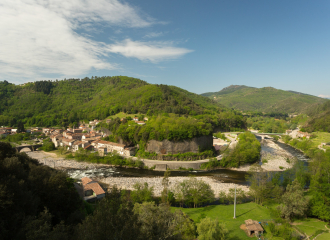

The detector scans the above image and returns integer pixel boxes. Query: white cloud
[144,32,164,38]
[318,94,330,98]
[0,0,192,82]
[107,39,194,63]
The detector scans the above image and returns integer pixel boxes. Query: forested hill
[201,85,326,114]
[303,100,330,132]
[0,76,230,127]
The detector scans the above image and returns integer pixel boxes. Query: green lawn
[293,218,329,238]
[316,232,330,240]
[173,202,274,240]
[173,203,330,240]
[311,132,330,148]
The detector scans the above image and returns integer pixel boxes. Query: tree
[247,164,274,205]
[161,170,171,204]
[174,177,214,208]
[130,182,154,203]
[309,151,330,221]
[40,139,55,152]
[17,121,25,133]
[76,186,141,240]
[197,217,228,240]
[278,179,308,221]
[133,202,196,240]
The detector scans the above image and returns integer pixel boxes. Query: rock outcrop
[146,135,213,154]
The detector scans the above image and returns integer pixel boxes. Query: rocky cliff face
[146,135,213,154]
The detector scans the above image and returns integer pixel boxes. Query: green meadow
[173,202,330,240]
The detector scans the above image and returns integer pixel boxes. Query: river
[65,138,309,185]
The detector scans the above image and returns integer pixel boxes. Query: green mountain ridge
[201,85,326,114]
[0,76,230,127]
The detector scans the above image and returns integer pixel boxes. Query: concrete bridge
[253,133,283,140]
[14,144,43,153]
[223,131,284,140]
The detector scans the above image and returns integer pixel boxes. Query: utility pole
[233,185,236,219]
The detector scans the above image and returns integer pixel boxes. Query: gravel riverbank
[26,151,108,170]
[25,151,249,196]
[99,176,249,197]
[229,139,295,172]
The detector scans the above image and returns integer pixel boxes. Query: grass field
[173,202,274,240]
[293,218,330,239]
[316,232,330,240]
[109,112,139,119]
[311,132,330,148]
[173,203,330,240]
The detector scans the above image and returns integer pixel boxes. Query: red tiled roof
[84,182,105,195]
[81,177,93,186]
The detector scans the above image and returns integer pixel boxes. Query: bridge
[228,131,284,140]
[253,133,284,140]
[14,144,43,153]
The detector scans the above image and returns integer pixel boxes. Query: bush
[200,158,220,170]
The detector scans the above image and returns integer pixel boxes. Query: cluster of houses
[0,127,15,138]
[47,123,136,157]
[0,126,51,138]
[285,129,311,139]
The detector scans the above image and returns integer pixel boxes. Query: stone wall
[146,135,213,154]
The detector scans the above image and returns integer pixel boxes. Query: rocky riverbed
[230,139,295,172]
[26,151,109,170]
[99,176,249,197]
[260,139,295,171]
[26,151,249,196]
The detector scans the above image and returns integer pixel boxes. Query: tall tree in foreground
[197,217,228,240]
[76,186,141,240]
[309,151,330,221]
[133,202,196,240]
[278,179,308,221]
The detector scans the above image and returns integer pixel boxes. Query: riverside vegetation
[201,132,261,169]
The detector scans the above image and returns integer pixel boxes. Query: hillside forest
[0,77,227,126]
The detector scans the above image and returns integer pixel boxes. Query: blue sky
[1,0,330,97]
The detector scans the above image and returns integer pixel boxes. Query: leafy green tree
[130,182,154,203]
[76,186,141,240]
[220,132,261,167]
[309,151,330,221]
[174,177,214,208]
[247,165,277,205]
[278,179,308,221]
[0,142,83,240]
[17,121,25,133]
[197,217,228,240]
[25,208,69,240]
[133,202,196,240]
[161,170,171,204]
[40,139,55,152]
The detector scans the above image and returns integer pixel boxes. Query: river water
[66,139,309,185]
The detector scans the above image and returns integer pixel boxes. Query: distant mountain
[0,76,228,127]
[201,85,326,114]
